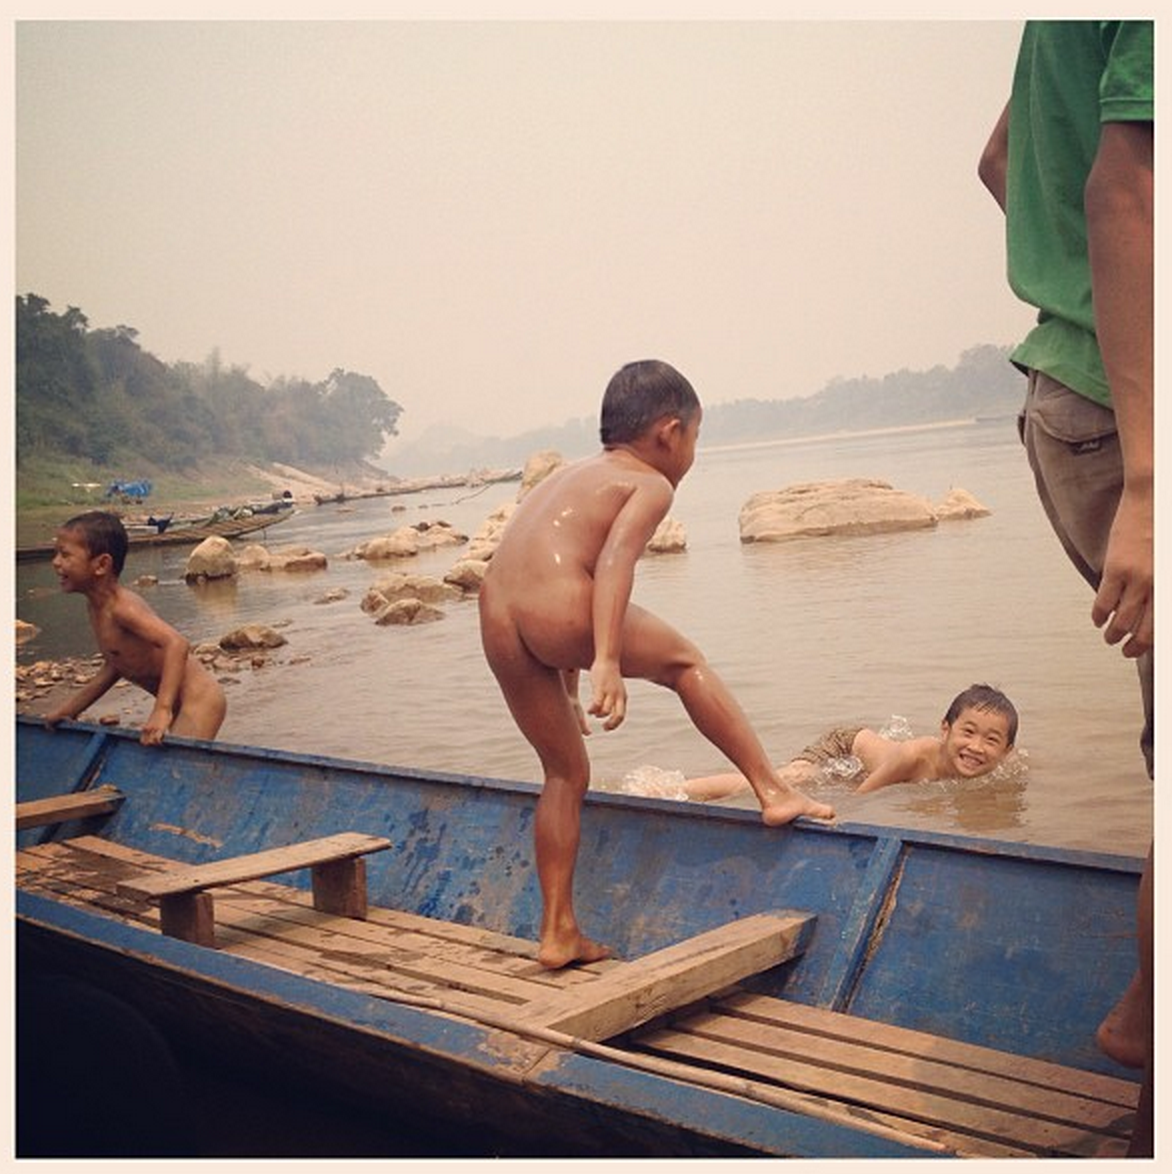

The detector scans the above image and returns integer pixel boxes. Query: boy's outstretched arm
[44,662,120,727]
[853,740,920,794]
[588,479,672,730]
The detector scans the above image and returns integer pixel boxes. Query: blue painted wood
[815,833,906,1010]
[15,715,1144,1154]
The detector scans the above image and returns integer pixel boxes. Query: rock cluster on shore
[15,622,295,727]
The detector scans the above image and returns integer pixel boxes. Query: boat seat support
[116,831,392,947]
[516,910,815,1042]
[16,785,125,831]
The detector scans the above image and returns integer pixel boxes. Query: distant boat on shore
[16,502,296,563]
[313,467,521,506]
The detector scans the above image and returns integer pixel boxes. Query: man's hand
[1092,489,1154,658]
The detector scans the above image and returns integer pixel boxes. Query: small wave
[618,765,690,801]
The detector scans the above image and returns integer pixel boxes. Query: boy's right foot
[537,930,612,970]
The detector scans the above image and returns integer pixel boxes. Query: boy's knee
[657,653,706,691]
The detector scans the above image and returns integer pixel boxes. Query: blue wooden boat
[15,715,1143,1158]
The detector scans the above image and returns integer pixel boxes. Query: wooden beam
[514,911,814,1042]
[115,832,391,900]
[115,831,391,948]
[16,786,124,831]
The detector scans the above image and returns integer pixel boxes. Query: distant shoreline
[699,416,995,457]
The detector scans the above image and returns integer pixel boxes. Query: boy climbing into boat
[680,684,1018,802]
[478,359,835,970]
[45,510,227,746]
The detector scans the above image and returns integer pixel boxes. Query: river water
[15,417,1152,858]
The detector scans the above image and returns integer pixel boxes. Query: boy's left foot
[537,930,611,970]
[759,789,835,826]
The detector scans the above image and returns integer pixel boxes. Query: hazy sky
[16,17,1038,451]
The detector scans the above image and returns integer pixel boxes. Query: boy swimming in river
[681,684,1018,802]
[45,511,227,745]
[478,360,835,970]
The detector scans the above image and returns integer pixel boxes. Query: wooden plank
[115,832,391,898]
[719,993,1139,1109]
[670,1006,1133,1135]
[515,911,813,1041]
[638,1028,1129,1158]
[16,786,124,830]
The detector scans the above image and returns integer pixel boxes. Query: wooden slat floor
[17,836,1138,1158]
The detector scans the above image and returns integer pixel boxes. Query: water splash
[619,765,689,801]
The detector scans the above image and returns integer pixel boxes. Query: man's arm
[978,101,1010,211]
[1086,119,1154,658]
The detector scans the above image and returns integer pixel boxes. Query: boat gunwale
[17,716,1146,879]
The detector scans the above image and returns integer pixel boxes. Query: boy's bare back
[482,449,673,672]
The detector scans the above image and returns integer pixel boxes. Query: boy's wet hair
[62,510,129,577]
[944,683,1018,745]
[600,359,701,446]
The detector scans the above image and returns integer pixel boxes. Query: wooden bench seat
[16,786,124,831]
[115,832,391,946]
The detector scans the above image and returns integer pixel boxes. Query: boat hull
[16,717,1143,1157]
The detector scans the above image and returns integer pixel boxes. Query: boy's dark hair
[944,683,1018,745]
[62,510,129,577]
[600,359,701,446]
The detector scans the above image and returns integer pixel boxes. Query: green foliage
[15,294,404,472]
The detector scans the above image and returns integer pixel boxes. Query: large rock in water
[185,536,237,581]
[739,479,942,543]
[935,487,992,521]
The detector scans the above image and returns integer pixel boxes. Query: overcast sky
[16,15,1040,450]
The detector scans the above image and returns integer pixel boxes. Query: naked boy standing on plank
[479,360,834,969]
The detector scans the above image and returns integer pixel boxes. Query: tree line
[387,343,1027,476]
[15,294,403,472]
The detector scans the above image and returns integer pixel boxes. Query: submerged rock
[373,598,446,626]
[362,572,461,613]
[219,624,288,651]
[444,558,490,594]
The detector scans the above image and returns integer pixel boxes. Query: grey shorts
[1019,369,1152,780]
[794,726,863,768]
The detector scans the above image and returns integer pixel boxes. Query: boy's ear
[91,551,115,577]
[654,415,683,448]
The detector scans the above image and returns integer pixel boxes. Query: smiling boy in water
[479,359,835,969]
[45,510,227,745]
[682,684,1018,802]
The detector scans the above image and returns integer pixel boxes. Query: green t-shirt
[1006,20,1153,406]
